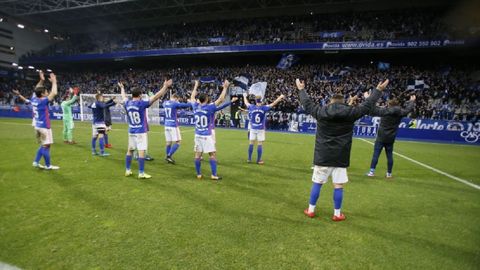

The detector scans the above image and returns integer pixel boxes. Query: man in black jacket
[103,102,113,148]
[297,78,389,221]
[367,95,416,178]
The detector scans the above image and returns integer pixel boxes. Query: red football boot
[332,213,346,222]
[304,209,315,218]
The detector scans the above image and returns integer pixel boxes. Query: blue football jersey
[90,99,115,124]
[191,102,216,136]
[162,100,190,127]
[125,99,150,134]
[248,105,271,130]
[31,96,50,129]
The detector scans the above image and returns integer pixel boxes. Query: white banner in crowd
[248,82,267,99]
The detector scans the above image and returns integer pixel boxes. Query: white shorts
[211,129,216,143]
[194,135,216,153]
[128,133,148,151]
[92,123,107,137]
[35,128,53,145]
[249,129,265,141]
[165,126,181,142]
[312,166,349,184]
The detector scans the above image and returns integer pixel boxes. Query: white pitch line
[0,262,22,270]
[0,121,194,134]
[358,138,480,190]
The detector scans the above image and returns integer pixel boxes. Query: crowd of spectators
[2,62,479,123]
[27,8,474,58]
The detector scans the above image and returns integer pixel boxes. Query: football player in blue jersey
[119,79,173,179]
[162,81,198,164]
[189,79,230,180]
[89,93,116,156]
[30,71,59,170]
[243,93,284,164]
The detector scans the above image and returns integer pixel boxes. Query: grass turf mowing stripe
[358,138,480,190]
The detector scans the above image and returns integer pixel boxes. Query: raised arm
[243,93,251,107]
[189,80,200,103]
[149,79,173,105]
[267,94,285,107]
[47,73,58,101]
[214,80,230,106]
[296,79,326,120]
[36,70,45,88]
[105,98,116,107]
[62,88,78,105]
[118,82,127,103]
[63,94,78,106]
[12,89,29,103]
[243,93,251,108]
[177,102,193,109]
[216,101,231,111]
[350,79,389,119]
[400,95,416,116]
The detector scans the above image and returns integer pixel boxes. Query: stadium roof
[0,0,456,33]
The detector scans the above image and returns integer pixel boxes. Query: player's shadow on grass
[226,180,301,207]
[223,161,308,182]
[146,180,317,228]
[47,172,117,212]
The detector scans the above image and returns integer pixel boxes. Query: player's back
[377,108,404,143]
[125,99,150,133]
[163,100,180,127]
[248,105,270,130]
[31,96,50,128]
[192,102,215,136]
[90,101,106,124]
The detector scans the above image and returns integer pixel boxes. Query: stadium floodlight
[18,66,23,70]
[44,29,49,33]
[28,66,34,69]
[46,69,52,72]
[12,63,18,66]
[0,18,3,22]
[10,46,14,50]
[17,24,25,29]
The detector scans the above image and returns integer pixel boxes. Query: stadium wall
[1,106,478,145]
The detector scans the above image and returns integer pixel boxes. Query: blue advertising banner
[22,39,471,64]
[1,107,478,145]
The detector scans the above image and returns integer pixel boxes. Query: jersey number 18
[128,111,141,125]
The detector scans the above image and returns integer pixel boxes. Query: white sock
[334,209,341,216]
[308,204,316,213]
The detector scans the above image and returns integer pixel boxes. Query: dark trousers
[369,141,394,173]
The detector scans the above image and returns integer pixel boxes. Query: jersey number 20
[195,115,208,128]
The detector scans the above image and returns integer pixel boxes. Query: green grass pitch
[0,118,479,269]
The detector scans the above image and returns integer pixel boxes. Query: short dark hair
[34,86,46,98]
[330,94,344,103]
[388,98,399,107]
[198,93,209,103]
[131,88,142,98]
